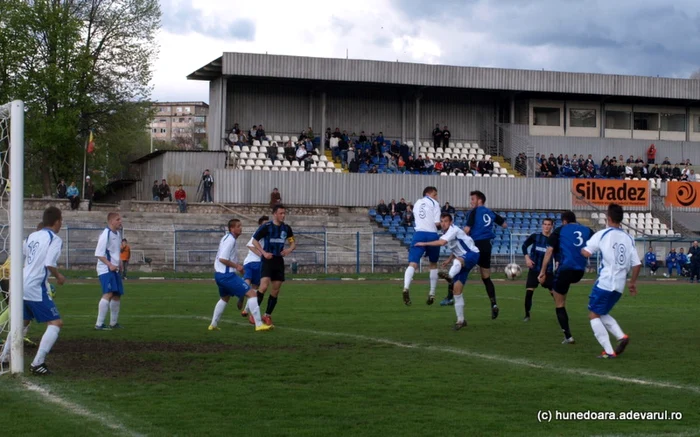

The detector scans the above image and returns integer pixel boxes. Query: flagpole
[82,135,88,200]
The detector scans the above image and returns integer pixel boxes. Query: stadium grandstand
[50,53,700,275]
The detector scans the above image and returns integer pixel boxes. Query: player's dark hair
[42,207,62,227]
[36,222,44,231]
[607,203,624,224]
[272,204,285,214]
[440,212,453,222]
[542,218,554,225]
[561,210,577,224]
[258,215,269,225]
[422,186,437,196]
[227,218,241,231]
[470,190,486,204]
[122,238,127,242]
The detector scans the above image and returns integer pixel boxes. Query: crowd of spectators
[514,144,697,181]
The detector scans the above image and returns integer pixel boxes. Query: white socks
[246,297,263,327]
[429,269,438,296]
[32,325,60,367]
[109,300,121,326]
[404,266,415,290]
[211,299,227,327]
[590,318,614,355]
[454,294,465,323]
[600,314,625,341]
[449,260,462,279]
[96,299,109,326]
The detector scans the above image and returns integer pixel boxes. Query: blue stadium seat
[523,212,531,219]
[506,212,515,218]
[369,209,377,217]
[515,212,523,218]
[375,216,383,223]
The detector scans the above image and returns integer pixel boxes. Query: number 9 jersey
[548,223,594,271]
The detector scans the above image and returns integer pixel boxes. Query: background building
[151,101,209,149]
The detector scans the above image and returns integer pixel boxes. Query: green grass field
[2,278,699,436]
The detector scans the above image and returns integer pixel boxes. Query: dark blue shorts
[408,231,440,264]
[243,262,262,285]
[99,271,124,296]
[215,272,250,299]
[24,292,60,323]
[453,252,480,285]
[588,285,622,315]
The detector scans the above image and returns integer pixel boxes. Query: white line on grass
[68,313,700,396]
[22,381,145,437]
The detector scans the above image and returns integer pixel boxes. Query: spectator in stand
[368,165,379,174]
[442,125,451,149]
[515,153,527,175]
[662,157,672,165]
[635,156,644,164]
[348,158,359,173]
[67,182,80,210]
[424,156,434,173]
[390,140,400,158]
[152,180,159,201]
[645,247,658,275]
[284,141,296,162]
[556,154,563,166]
[296,144,307,163]
[159,179,172,202]
[386,155,398,172]
[389,199,398,217]
[540,159,553,177]
[689,169,698,182]
[346,146,356,170]
[175,185,187,213]
[443,158,453,174]
[376,132,385,146]
[377,200,389,217]
[432,123,442,149]
[401,205,414,227]
[249,125,258,144]
[397,155,406,173]
[647,144,656,164]
[626,155,634,164]
[358,131,368,143]
[434,159,444,173]
[649,164,660,179]
[330,135,340,162]
[202,170,214,203]
[399,142,410,162]
[395,198,407,217]
[85,176,95,211]
[679,248,689,274]
[672,164,682,179]
[56,179,67,199]
[666,248,679,277]
[270,188,281,207]
[684,158,693,166]
[303,153,314,171]
[267,142,277,161]
[339,138,349,164]
[441,202,455,215]
[256,125,266,142]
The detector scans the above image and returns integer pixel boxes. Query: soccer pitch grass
[2,279,699,436]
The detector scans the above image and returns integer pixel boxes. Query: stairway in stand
[323,150,347,172]
[492,156,521,177]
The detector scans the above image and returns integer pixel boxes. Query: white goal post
[0,100,25,375]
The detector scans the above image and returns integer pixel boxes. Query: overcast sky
[152,0,700,103]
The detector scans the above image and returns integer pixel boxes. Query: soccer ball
[504,263,522,280]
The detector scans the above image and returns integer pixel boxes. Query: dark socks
[446,283,454,300]
[555,307,572,339]
[525,289,534,317]
[265,295,278,315]
[257,291,265,305]
[482,277,497,306]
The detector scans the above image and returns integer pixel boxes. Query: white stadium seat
[291,136,298,142]
[310,168,316,172]
[449,173,456,177]
[262,166,270,171]
[244,165,253,170]
[233,145,241,152]
[250,146,259,153]
[253,140,261,146]
[291,160,299,167]
[271,167,279,171]
[499,174,507,178]
[280,167,288,171]
[466,173,473,177]
[457,173,464,177]
[320,155,328,162]
[262,141,270,147]
[273,135,282,141]
[334,169,342,173]
[264,160,273,166]
[274,160,283,167]
[253,166,261,171]
[290,167,298,172]
[423,141,431,148]
[440,172,447,176]
[282,136,290,142]
[255,159,264,166]
[508,174,515,178]
[325,168,334,173]
[241,146,250,152]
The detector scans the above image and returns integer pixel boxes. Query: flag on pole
[87,130,95,154]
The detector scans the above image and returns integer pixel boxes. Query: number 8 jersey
[548,223,594,271]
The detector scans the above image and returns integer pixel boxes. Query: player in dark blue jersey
[252,204,296,327]
[521,218,554,322]
[464,191,507,319]
[538,210,594,344]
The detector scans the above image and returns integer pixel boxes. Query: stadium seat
[273,135,282,141]
[280,167,288,171]
[449,173,456,176]
[290,167,298,172]
[264,160,273,167]
[262,166,270,171]
[466,173,473,177]
[233,145,241,153]
[241,146,250,152]
[320,155,328,162]
[262,141,270,147]
[457,173,464,177]
[250,146,259,153]
[253,140,261,146]
[291,136,298,142]
[406,141,414,147]
[282,135,290,142]
[422,141,431,148]
[334,169,342,173]
[253,166,262,170]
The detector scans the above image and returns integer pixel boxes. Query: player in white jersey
[416,213,480,330]
[17,207,66,374]
[94,212,124,330]
[581,203,641,359]
[238,215,268,317]
[209,219,272,332]
[403,186,442,306]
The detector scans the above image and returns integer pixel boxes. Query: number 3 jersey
[583,227,641,293]
[547,223,594,272]
[23,229,63,302]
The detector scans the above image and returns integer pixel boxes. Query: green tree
[0,0,160,195]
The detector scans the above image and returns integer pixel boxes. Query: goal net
[0,100,25,375]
